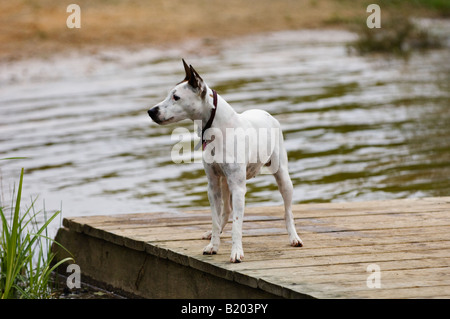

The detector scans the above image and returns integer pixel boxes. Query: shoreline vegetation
[0,167,73,299]
[1,0,449,62]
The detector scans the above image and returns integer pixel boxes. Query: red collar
[201,89,218,150]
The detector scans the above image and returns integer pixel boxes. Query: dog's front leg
[201,177,232,241]
[226,167,247,263]
[203,174,223,255]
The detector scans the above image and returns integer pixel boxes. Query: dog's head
[148,59,208,125]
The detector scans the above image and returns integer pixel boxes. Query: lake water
[0,29,449,235]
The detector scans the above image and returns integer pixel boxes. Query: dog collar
[200,89,218,150]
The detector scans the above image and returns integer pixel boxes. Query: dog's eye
[173,94,180,101]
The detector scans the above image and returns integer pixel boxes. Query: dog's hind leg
[272,151,303,247]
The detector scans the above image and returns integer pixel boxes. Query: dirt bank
[0,0,447,61]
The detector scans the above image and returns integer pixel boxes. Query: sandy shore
[0,0,446,61]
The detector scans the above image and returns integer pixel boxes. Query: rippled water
[1,30,449,230]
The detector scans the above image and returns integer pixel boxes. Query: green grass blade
[2,168,24,299]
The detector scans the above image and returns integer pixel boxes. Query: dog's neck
[201,86,237,131]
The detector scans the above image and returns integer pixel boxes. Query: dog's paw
[203,243,218,255]
[230,246,244,263]
[290,234,303,247]
[202,230,212,240]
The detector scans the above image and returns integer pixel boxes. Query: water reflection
[0,30,448,222]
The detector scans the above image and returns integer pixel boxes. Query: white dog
[148,59,302,263]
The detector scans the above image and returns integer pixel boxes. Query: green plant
[0,168,73,299]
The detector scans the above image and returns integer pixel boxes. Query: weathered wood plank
[73,211,450,243]
[64,196,450,229]
[67,209,450,234]
[286,281,450,298]
[155,238,450,267]
[241,257,450,275]
[101,224,450,246]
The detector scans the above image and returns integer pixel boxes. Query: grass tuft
[0,168,73,299]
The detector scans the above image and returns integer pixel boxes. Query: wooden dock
[53,197,450,298]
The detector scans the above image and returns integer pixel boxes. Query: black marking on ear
[188,65,200,89]
[190,65,207,99]
[190,65,203,82]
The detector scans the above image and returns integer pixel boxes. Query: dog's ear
[189,65,207,99]
[182,59,191,82]
[188,65,201,89]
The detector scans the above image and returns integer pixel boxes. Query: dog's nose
[148,106,159,119]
